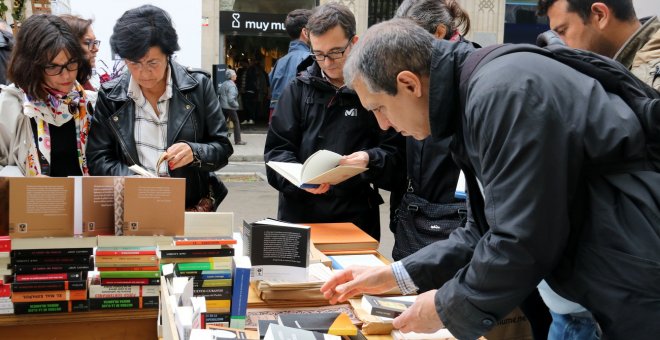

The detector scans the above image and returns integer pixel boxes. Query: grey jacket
[402,40,660,339]
[218,79,239,110]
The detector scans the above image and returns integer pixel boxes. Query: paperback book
[266,150,367,188]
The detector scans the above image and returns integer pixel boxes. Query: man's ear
[396,71,422,98]
[351,35,359,44]
[434,24,447,40]
[591,2,611,29]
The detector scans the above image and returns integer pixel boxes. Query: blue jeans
[548,311,600,340]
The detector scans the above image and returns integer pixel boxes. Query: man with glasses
[264,3,404,240]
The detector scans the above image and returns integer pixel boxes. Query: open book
[128,152,168,177]
[266,150,368,188]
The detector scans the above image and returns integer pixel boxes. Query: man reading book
[263,3,404,241]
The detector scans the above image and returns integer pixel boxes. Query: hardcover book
[8,177,75,238]
[120,177,185,236]
[243,219,310,282]
[277,312,358,336]
[230,255,251,329]
[361,295,413,319]
[266,149,367,188]
[72,176,115,236]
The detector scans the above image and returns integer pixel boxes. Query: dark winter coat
[86,61,233,208]
[402,40,660,339]
[264,57,404,240]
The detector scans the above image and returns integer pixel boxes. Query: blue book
[229,256,251,329]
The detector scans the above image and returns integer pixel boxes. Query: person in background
[0,14,93,176]
[321,18,660,339]
[239,56,268,125]
[268,9,312,121]
[264,3,404,241]
[87,5,233,211]
[538,0,659,91]
[219,69,245,145]
[60,15,100,90]
[0,20,13,85]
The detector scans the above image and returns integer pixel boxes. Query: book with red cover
[307,223,378,253]
[0,236,10,252]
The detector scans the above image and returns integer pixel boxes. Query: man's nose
[373,111,391,131]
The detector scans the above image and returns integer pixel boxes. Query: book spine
[89,284,159,298]
[192,279,233,288]
[12,256,91,265]
[98,271,160,279]
[11,280,87,292]
[15,271,85,282]
[173,240,237,246]
[11,248,93,258]
[13,300,89,314]
[193,287,232,298]
[11,289,87,302]
[176,262,231,271]
[94,255,158,263]
[100,278,160,286]
[95,262,159,268]
[89,296,159,310]
[0,284,10,297]
[159,248,235,258]
[95,250,157,256]
[205,299,231,309]
[97,266,160,272]
[13,263,92,274]
[229,257,251,329]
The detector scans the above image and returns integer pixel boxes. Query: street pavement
[217,132,395,261]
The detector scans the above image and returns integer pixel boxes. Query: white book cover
[266,149,367,188]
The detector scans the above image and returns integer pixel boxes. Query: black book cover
[100,278,160,286]
[13,300,89,314]
[11,248,93,258]
[13,263,93,274]
[362,295,413,318]
[11,255,91,265]
[11,280,87,292]
[193,287,232,299]
[89,296,159,310]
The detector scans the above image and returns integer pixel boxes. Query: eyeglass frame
[310,36,354,62]
[84,39,101,50]
[124,57,167,72]
[43,59,80,76]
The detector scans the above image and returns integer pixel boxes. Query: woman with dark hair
[0,14,94,176]
[60,15,100,90]
[86,5,233,211]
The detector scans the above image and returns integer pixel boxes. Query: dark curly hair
[110,4,180,61]
[537,0,636,22]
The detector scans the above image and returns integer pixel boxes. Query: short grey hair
[344,18,433,95]
[225,69,236,79]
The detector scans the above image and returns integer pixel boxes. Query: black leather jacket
[86,61,233,208]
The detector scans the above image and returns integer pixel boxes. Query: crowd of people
[1,0,659,339]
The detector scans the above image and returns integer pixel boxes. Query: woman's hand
[166,143,193,170]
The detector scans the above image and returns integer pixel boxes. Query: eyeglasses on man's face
[84,39,101,50]
[310,37,353,61]
[125,59,165,72]
[44,59,79,76]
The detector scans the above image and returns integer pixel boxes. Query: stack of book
[0,237,11,314]
[10,237,96,314]
[90,245,160,310]
[0,279,11,314]
[159,237,236,328]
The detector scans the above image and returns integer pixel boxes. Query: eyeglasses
[44,60,80,76]
[310,37,353,61]
[125,59,165,72]
[84,39,101,50]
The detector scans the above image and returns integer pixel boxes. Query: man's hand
[340,151,369,168]
[304,183,330,194]
[320,265,398,304]
[166,143,193,170]
[392,290,444,333]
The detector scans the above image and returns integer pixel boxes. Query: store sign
[220,11,287,35]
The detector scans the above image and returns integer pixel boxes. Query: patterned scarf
[21,82,91,176]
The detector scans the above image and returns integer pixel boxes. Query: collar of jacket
[288,39,309,53]
[295,56,358,96]
[101,60,199,101]
[614,16,660,68]
[428,39,476,139]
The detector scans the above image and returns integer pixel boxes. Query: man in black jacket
[264,3,404,240]
[321,19,660,339]
[0,20,13,85]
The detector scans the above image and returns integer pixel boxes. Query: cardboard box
[121,177,185,236]
[9,177,75,238]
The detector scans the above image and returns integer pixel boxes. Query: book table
[0,309,158,339]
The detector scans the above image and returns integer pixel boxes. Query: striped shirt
[391,261,419,295]
[128,66,173,176]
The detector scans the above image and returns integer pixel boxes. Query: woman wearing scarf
[0,14,94,177]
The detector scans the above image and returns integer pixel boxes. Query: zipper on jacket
[108,115,139,166]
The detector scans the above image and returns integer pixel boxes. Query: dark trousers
[222,108,242,143]
[241,92,258,121]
